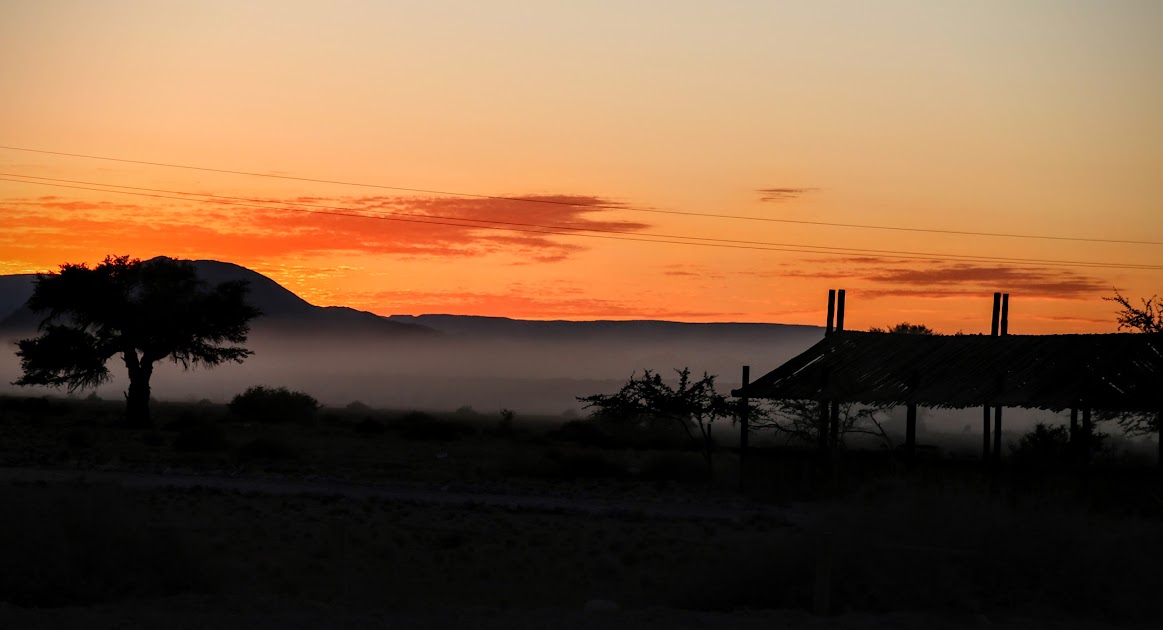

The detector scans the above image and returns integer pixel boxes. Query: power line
[1,144,1159,246]
[4,174,1162,272]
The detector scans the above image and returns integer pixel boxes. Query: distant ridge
[0,257,436,339]
[0,257,821,345]
[387,314,821,342]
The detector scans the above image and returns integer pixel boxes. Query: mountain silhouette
[0,257,823,412]
[388,314,820,344]
[0,258,435,339]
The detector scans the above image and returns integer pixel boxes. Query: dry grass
[1,394,1159,626]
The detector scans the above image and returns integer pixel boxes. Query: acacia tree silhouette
[868,322,935,335]
[14,255,260,426]
[1102,292,1162,437]
[579,368,731,479]
[1107,291,1162,334]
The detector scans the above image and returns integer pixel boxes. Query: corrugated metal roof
[732,331,1163,412]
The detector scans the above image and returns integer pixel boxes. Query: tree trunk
[123,350,153,427]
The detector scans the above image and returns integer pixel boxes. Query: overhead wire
[1,144,1159,246]
[3,174,1161,272]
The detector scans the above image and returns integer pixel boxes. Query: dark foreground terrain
[1,395,1159,629]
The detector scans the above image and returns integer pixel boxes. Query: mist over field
[2,259,1154,458]
[0,326,820,416]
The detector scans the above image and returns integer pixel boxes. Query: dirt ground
[1,398,1159,628]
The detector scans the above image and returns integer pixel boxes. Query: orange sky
[1,1,1161,333]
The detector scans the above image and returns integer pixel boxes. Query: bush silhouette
[229,386,319,424]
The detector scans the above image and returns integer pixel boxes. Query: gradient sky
[1,0,1160,333]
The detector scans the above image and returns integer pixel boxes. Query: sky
[1,0,1160,333]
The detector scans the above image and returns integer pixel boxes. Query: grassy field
[1,394,1160,628]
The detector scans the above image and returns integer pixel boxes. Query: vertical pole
[905,403,917,469]
[1000,294,1010,336]
[1081,407,1092,466]
[982,406,991,462]
[991,292,1001,337]
[1069,406,1079,465]
[818,368,830,453]
[739,365,750,491]
[991,406,1003,494]
[829,401,840,447]
[1156,409,1162,471]
[986,292,1001,468]
[826,289,836,336]
[836,289,846,333]
[992,407,1003,461]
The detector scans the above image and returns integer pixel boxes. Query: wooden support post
[993,406,1003,462]
[1069,406,1079,465]
[905,403,917,468]
[1157,410,1162,471]
[991,405,1003,493]
[1081,407,1092,466]
[818,400,829,453]
[983,293,1002,468]
[818,366,831,453]
[829,401,840,448]
[1000,293,1010,336]
[826,289,836,336]
[982,406,991,462]
[835,289,846,332]
[739,365,750,491]
[991,292,1002,337]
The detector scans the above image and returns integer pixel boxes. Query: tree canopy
[578,368,732,477]
[868,322,935,335]
[1101,291,1162,437]
[1106,291,1162,334]
[15,255,261,425]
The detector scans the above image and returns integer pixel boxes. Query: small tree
[1106,291,1162,334]
[578,368,730,478]
[1101,292,1162,436]
[14,256,260,426]
[869,322,935,335]
[749,399,893,448]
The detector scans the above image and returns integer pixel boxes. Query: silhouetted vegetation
[579,368,731,478]
[1106,291,1162,333]
[868,322,935,335]
[228,386,320,424]
[1100,292,1162,437]
[13,255,259,426]
[0,392,1159,626]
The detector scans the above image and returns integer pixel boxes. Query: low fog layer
[5,326,1151,460]
[0,327,819,416]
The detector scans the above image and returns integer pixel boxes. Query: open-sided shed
[733,331,1163,413]
[732,291,1163,468]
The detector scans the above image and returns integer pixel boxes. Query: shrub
[493,408,516,436]
[1012,422,1107,469]
[228,386,319,424]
